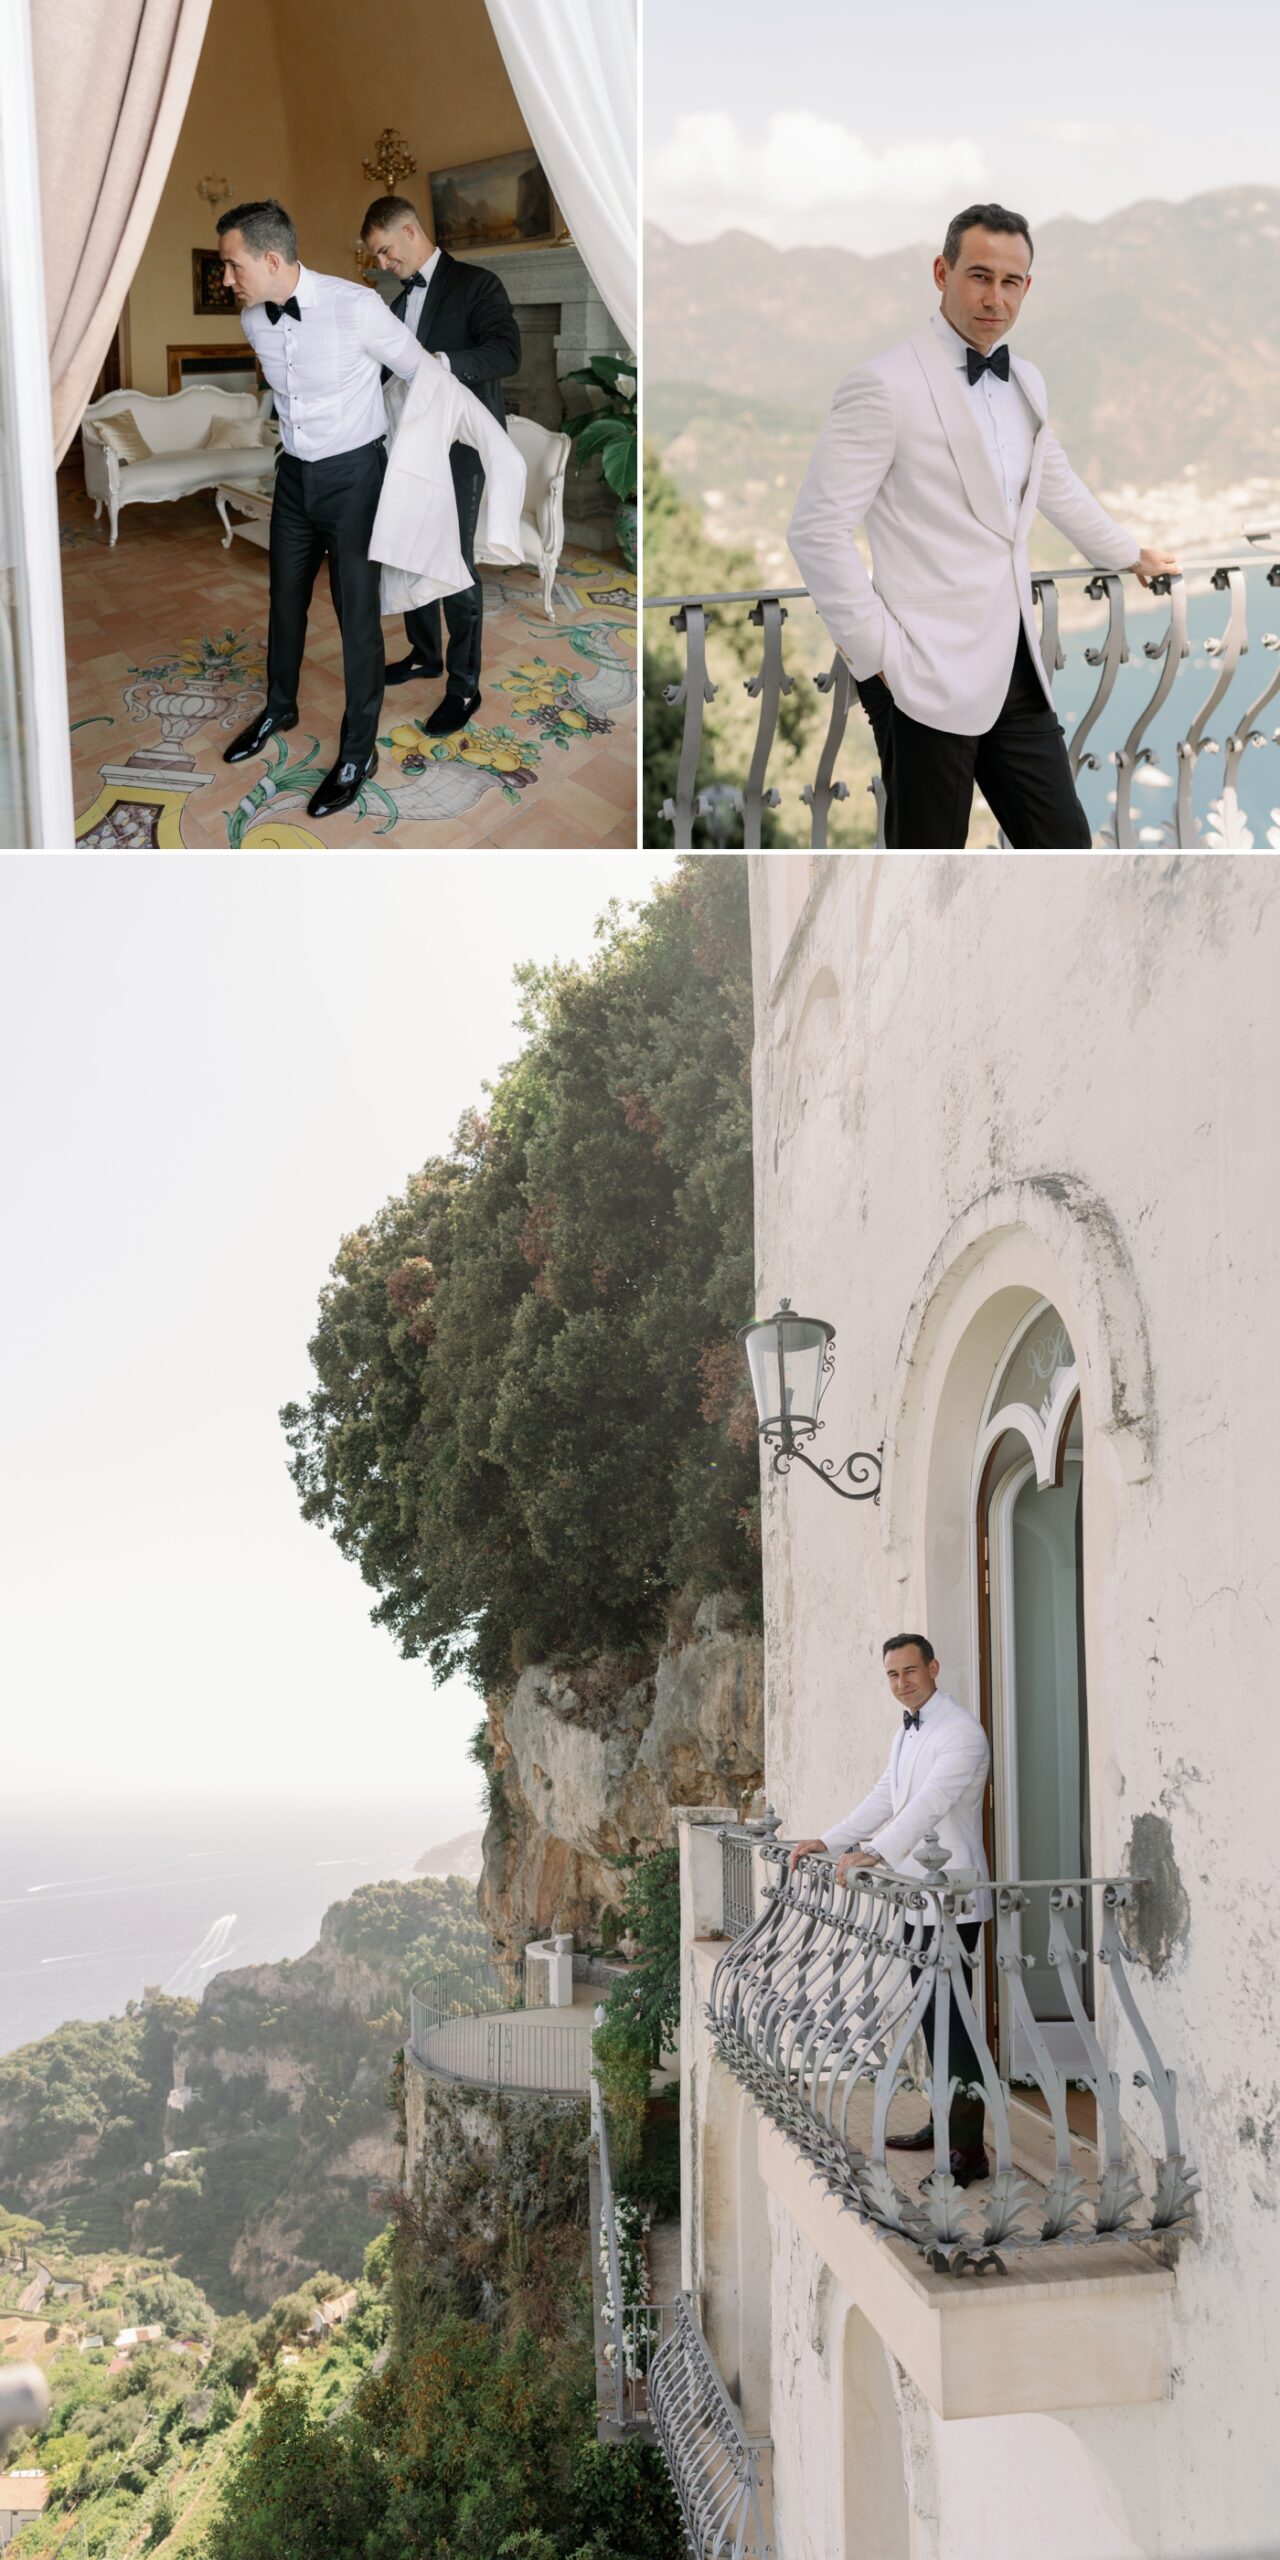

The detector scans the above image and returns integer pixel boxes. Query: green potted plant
[562,354,638,571]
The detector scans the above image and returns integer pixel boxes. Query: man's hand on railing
[787,1836,829,1876]
[835,1848,883,1888]
[1130,546,1181,589]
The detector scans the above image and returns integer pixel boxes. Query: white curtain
[484,0,636,353]
[33,0,213,462]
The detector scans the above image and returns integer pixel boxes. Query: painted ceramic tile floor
[60,472,637,850]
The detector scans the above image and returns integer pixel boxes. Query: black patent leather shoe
[920,2147,990,2193]
[885,2121,937,2152]
[420,685,481,737]
[306,748,378,821]
[223,709,297,764]
[384,651,444,686]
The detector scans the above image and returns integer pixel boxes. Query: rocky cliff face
[480,1594,764,1960]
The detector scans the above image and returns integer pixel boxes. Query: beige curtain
[33,0,213,462]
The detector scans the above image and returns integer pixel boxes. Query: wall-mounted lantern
[737,1297,882,1503]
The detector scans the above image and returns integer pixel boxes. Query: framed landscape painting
[429,148,563,254]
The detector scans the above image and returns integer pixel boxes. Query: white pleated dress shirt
[400,245,449,370]
[930,307,1037,535]
[241,263,423,462]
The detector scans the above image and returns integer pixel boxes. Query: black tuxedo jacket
[388,251,521,484]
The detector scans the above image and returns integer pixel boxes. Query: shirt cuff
[437,350,450,373]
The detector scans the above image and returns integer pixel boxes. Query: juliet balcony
[644,537,1280,849]
[680,1813,1194,2423]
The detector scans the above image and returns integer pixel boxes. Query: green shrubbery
[281,858,758,1696]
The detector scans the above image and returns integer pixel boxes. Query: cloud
[647,110,987,251]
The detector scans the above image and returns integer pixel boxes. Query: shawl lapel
[391,252,454,351]
[909,324,1014,543]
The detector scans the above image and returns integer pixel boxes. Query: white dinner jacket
[370,356,526,612]
[822,1690,991,1916]
[788,321,1139,735]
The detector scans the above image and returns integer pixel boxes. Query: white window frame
[1,0,74,847]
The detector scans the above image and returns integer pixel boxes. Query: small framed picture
[192,250,239,318]
[428,149,565,256]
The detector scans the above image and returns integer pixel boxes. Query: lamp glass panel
[745,1314,830,1429]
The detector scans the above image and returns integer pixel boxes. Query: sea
[0,1797,481,2059]
[1051,575,1280,849]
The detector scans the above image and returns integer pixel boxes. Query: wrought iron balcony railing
[708,1837,1198,2278]
[409,1967,592,2096]
[719,1827,758,1941]
[649,2293,773,2560]
[645,534,1280,850]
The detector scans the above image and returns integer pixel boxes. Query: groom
[361,192,521,736]
[788,202,1180,849]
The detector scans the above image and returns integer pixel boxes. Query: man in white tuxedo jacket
[790,1633,993,2184]
[787,202,1180,849]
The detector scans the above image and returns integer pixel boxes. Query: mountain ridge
[645,187,1280,488]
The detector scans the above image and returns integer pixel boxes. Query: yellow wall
[127,0,297,395]
[126,0,531,397]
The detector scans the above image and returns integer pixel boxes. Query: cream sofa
[476,413,571,619]
[81,385,278,545]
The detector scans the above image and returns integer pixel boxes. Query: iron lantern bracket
[762,1428,883,1504]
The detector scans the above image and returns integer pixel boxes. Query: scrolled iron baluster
[660,602,716,850]
[1221,564,1280,826]
[1044,1890,1135,2235]
[1033,573,1065,681]
[1113,576,1189,849]
[1099,1885,1186,2167]
[800,653,852,849]
[1174,565,1249,847]
[1066,573,1129,786]
[995,1888,1073,2177]
[739,596,793,850]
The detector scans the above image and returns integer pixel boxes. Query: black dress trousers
[856,622,1093,850]
[400,459,484,699]
[265,440,387,765]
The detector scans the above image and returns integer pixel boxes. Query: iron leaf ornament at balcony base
[738,1297,883,1504]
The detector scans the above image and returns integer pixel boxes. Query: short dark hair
[216,198,297,262]
[942,202,1033,270]
[361,194,422,242]
[882,1633,936,1665]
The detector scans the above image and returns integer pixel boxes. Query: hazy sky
[1,855,673,1819]
[645,0,1280,254]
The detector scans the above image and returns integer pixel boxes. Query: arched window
[975,1302,1093,2077]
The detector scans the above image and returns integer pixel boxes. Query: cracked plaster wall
[737,852,1280,2557]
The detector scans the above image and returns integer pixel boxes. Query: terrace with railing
[708,1834,1198,2279]
[408,1959,595,2097]
[645,536,1280,849]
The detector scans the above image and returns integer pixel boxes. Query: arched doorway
[975,1301,1094,2078]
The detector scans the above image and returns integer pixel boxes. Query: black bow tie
[902,1709,922,1731]
[265,295,301,325]
[403,271,427,291]
[966,344,1009,384]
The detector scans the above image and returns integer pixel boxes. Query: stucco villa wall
[733,851,1280,2558]
[125,0,531,395]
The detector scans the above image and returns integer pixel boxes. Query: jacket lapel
[417,250,454,350]
[1009,357,1048,547]
[909,325,1013,543]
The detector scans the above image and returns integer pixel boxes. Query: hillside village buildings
[669,855,1278,2560]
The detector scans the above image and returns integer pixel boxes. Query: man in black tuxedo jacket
[362,192,521,736]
